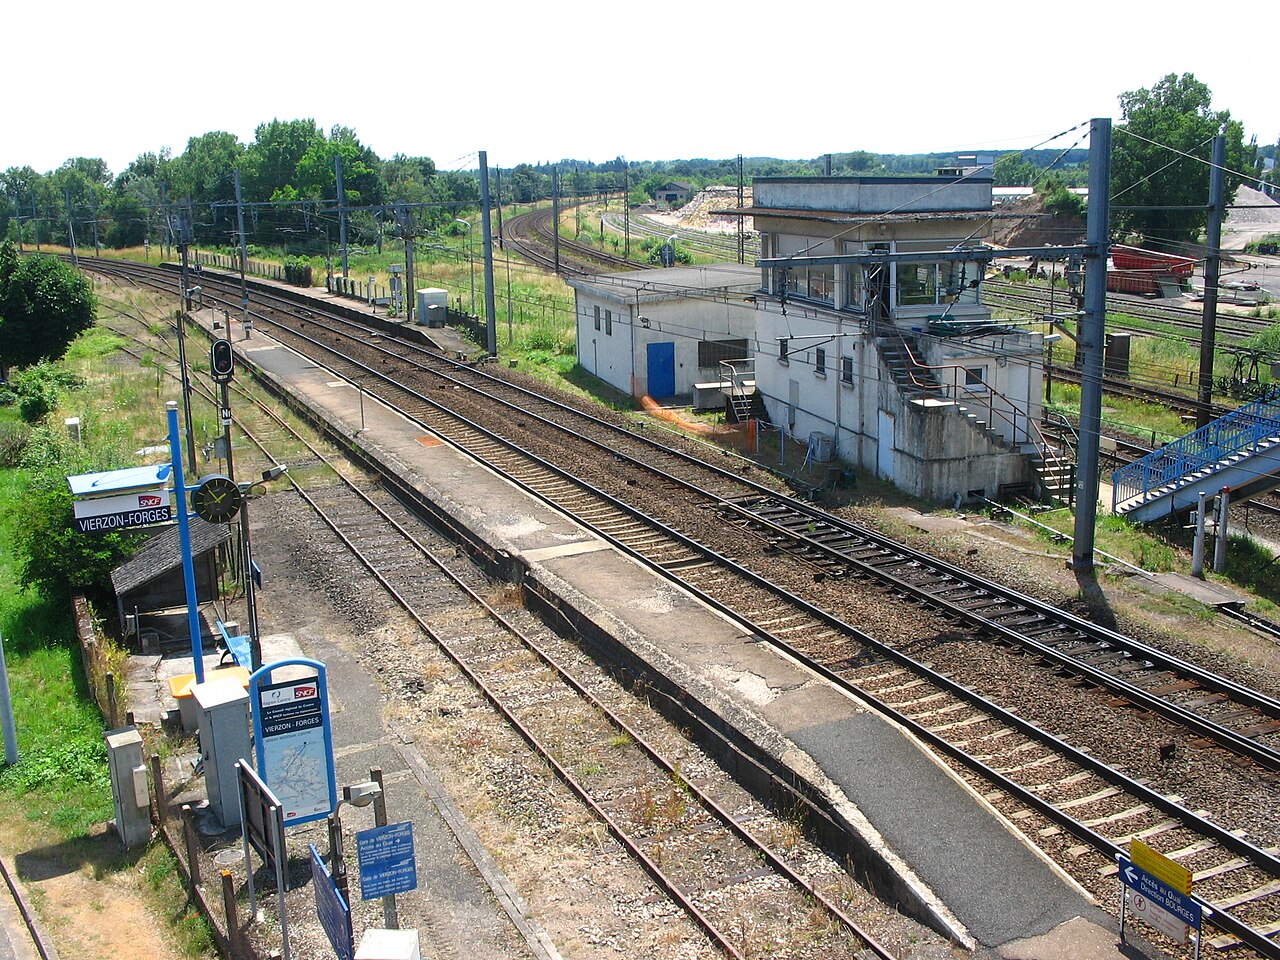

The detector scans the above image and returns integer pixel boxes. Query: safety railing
[1112,388,1280,511]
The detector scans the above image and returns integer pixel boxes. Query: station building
[568,171,1054,505]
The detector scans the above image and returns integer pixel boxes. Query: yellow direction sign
[1131,838,1192,894]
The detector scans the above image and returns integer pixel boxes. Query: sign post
[236,761,291,960]
[249,658,337,827]
[310,844,353,960]
[1117,848,1208,958]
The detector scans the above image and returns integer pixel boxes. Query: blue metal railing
[1112,388,1280,511]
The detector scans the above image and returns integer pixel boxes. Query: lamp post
[239,464,288,671]
[454,218,475,316]
[327,778,383,904]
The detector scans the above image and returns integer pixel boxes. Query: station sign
[1118,854,1201,929]
[310,844,353,960]
[249,658,337,827]
[356,821,417,900]
[67,464,173,533]
[1131,838,1192,894]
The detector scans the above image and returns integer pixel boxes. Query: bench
[216,619,253,670]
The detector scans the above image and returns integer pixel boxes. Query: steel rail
[107,291,898,960]
[94,258,1280,955]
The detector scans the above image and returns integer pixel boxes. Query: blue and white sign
[250,658,337,827]
[309,844,353,960]
[67,464,174,533]
[1118,855,1202,928]
[356,821,418,900]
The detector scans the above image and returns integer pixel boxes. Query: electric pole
[552,164,560,276]
[479,150,497,357]
[335,154,349,279]
[235,171,250,335]
[494,166,504,251]
[175,205,199,476]
[737,154,745,265]
[1196,133,1227,429]
[1072,118,1113,573]
[91,190,100,257]
[64,189,78,265]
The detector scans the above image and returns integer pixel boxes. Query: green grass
[0,465,112,836]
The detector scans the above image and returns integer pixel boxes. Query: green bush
[0,421,31,466]
[284,257,314,287]
[7,363,85,424]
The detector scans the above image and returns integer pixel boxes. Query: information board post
[370,767,399,929]
[236,761,291,960]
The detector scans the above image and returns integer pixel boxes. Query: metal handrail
[889,334,1065,475]
[1112,388,1280,510]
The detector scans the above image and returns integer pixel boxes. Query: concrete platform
[187,301,1141,956]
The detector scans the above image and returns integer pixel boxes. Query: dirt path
[2,820,194,960]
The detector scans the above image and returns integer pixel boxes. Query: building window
[779,338,789,363]
[897,263,938,306]
[807,267,835,304]
[698,339,750,369]
[843,265,865,310]
[896,261,983,307]
[814,347,826,376]
[841,355,854,384]
[594,305,601,331]
[605,309,612,335]
[965,366,987,390]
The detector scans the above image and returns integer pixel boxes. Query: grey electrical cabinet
[104,725,151,848]
[194,678,252,828]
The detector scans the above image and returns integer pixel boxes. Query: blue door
[647,342,676,398]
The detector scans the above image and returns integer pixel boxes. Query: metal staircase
[1113,389,1280,522]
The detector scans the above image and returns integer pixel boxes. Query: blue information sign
[309,844,353,960]
[1118,855,1202,928]
[249,658,338,827]
[356,821,418,900]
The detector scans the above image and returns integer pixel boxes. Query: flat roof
[712,207,1025,224]
[567,263,759,303]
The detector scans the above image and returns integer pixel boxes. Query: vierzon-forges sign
[67,464,174,533]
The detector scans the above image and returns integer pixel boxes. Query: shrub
[0,421,31,466]
[8,363,84,423]
[284,257,314,287]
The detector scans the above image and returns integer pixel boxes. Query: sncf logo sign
[138,494,164,508]
[295,686,316,699]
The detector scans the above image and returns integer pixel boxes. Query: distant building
[654,182,692,207]
[571,171,1056,505]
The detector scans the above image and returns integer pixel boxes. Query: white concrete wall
[752,304,1039,503]
[754,177,992,214]
[575,290,758,398]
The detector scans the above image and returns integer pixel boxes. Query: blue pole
[168,402,205,682]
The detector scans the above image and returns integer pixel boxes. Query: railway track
[503,205,639,275]
[101,292,906,959]
[87,256,1280,955]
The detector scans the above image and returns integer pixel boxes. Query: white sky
[6,1,1274,179]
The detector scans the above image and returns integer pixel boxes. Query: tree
[0,242,96,377]
[1111,73,1249,247]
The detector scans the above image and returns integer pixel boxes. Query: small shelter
[111,519,232,645]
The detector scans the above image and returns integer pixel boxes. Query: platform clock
[191,474,242,523]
